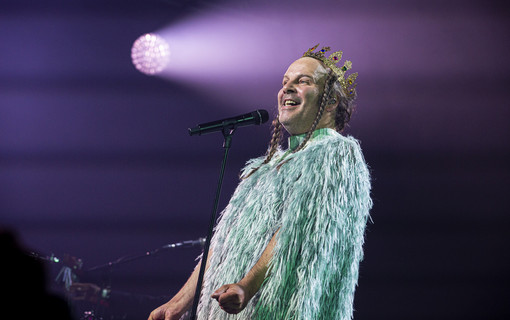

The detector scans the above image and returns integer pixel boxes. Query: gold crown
[302,44,357,98]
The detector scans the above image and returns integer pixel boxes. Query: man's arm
[211,229,278,314]
[148,252,211,320]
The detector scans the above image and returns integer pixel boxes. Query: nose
[282,81,296,93]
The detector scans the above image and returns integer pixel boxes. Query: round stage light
[131,33,170,75]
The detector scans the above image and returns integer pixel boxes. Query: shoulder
[288,132,370,187]
[238,156,265,180]
[238,149,283,179]
[300,131,365,164]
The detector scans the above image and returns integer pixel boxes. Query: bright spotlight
[131,33,171,75]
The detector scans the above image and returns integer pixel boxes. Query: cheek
[304,87,320,104]
[277,89,284,103]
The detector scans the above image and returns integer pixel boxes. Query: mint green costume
[196,128,372,320]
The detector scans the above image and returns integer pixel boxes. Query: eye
[299,77,312,84]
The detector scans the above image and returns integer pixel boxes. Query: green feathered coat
[196,128,372,320]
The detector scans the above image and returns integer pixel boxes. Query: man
[149,44,372,320]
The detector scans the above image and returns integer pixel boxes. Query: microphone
[188,109,269,136]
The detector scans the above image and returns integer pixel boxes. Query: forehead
[283,57,322,78]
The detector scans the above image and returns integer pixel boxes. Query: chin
[279,117,294,130]
[282,124,305,136]
[279,121,292,134]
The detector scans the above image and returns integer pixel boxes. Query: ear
[326,94,340,112]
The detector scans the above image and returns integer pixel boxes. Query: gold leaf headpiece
[302,44,357,98]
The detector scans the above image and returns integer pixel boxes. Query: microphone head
[254,109,269,125]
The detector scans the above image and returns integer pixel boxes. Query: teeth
[284,100,298,106]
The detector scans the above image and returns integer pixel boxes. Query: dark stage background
[1,0,509,319]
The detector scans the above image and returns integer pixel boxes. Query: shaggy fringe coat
[195,129,372,320]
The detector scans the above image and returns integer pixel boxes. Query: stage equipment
[32,238,205,320]
[188,110,268,319]
[87,237,206,272]
[30,251,83,290]
[131,33,171,75]
[188,109,269,136]
[84,238,205,319]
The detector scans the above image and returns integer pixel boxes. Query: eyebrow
[282,73,314,81]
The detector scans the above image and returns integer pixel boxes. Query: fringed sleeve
[255,135,372,320]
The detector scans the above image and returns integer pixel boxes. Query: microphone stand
[83,238,205,320]
[86,238,206,272]
[189,127,235,320]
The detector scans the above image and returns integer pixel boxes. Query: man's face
[278,57,325,135]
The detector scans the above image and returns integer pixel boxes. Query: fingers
[216,288,244,314]
[148,301,183,320]
[218,295,242,314]
[212,284,249,314]
[147,307,164,320]
[147,309,170,320]
[148,308,160,320]
[211,284,229,300]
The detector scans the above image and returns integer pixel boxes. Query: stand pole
[189,128,234,320]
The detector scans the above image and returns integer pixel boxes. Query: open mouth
[283,99,300,107]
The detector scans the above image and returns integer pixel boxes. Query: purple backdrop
[1,0,509,319]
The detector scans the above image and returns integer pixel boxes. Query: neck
[288,128,336,151]
[286,123,335,136]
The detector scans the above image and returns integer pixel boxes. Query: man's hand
[211,283,249,314]
[211,230,279,315]
[147,301,185,320]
